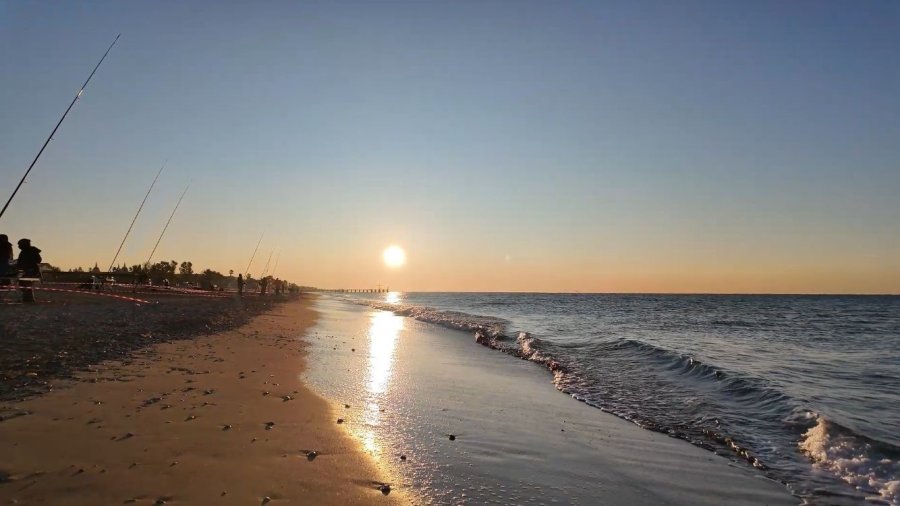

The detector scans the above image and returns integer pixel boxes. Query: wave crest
[799,416,900,504]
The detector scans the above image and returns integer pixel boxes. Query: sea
[334,292,900,505]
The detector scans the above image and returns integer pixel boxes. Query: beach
[0,293,402,505]
[3,287,895,505]
[304,296,799,505]
[2,3,896,504]
[1,287,274,404]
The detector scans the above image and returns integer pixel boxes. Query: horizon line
[320,289,900,297]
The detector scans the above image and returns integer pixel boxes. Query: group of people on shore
[1,235,43,302]
[235,273,288,297]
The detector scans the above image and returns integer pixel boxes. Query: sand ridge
[0,294,404,505]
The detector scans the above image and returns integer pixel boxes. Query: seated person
[0,234,14,280]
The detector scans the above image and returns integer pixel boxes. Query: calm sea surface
[341,293,900,505]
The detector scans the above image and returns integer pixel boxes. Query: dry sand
[0,294,403,505]
[1,286,275,402]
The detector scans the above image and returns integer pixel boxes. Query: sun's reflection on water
[368,311,402,394]
[358,310,403,457]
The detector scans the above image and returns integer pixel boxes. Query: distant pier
[322,287,389,293]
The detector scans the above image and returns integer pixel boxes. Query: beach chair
[23,263,47,302]
[1,267,45,303]
[0,261,17,302]
[0,277,17,302]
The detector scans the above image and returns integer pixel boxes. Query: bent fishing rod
[145,183,190,267]
[260,249,274,278]
[108,161,166,272]
[245,232,264,277]
[270,252,281,277]
[0,34,120,221]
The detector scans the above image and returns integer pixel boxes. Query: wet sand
[0,294,403,505]
[305,297,798,505]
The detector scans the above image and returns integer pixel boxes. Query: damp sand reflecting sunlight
[358,311,402,457]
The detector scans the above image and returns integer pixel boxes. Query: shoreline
[304,296,798,505]
[0,294,403,505]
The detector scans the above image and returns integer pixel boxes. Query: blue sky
[1,1,898,292]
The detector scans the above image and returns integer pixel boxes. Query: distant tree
[179,261,193,277]
[200,268,227,289]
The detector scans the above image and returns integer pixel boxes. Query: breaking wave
[799,416,900,504]
[344,295,900,505]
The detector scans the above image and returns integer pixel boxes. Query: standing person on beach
[0,234,13,284]
[16,238,42,303]
[237,273,245,297]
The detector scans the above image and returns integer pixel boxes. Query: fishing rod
[108,161,166,272]
[244,232,264,277]
[145,183,190,266]
[0,34,120,221]
[270,252,281,277]
[260,250,274,278]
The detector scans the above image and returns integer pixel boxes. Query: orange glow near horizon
[35,228,900,295]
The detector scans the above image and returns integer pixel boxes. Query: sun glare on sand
[383,245,406,268]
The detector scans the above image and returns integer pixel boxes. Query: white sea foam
[352,299,508,337]
[347,298,565,370]
[799,416,900,505]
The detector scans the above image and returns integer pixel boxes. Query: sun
[382,245,406,268]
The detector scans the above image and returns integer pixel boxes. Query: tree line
[58,261,293,291]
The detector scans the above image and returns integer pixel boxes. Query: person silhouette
[0,234,13,285]
[16,238,42,303]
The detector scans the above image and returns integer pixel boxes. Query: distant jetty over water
[319,287,390,293]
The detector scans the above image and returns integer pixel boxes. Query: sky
[1,1,898,293]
